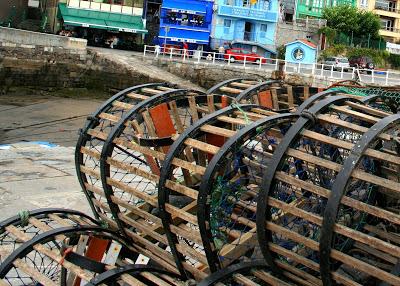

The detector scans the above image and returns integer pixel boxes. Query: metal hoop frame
[158,105,259,277]
[319,113,400,286]
[75,83,171,219]
[256,95,365,274]
[197,113,299,271]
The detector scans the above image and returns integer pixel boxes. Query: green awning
[58,3,147,33]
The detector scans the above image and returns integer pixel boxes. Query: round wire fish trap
[75,83,176,223]
[95,90,231,279]
[158,105,282,279]
[256,95,399,285]
[195,90,358,278]
[197,113,299,273]
[0,226,136,286]
[0,208,97,264]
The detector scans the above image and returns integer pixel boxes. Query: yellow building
[359,0,400,42]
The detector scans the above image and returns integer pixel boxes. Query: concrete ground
[0,90,105,221]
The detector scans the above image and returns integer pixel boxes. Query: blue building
[157,0,214,50]
[285,39,317,64]
[211,0,279,57]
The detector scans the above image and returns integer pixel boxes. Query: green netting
[328,86,400,111]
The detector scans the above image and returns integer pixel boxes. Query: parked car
[323,57,351,71]
[224,48,267,64]
[349,56,375,69]
[162,44,182,54]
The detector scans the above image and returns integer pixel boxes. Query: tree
[322,5,359,36]
[322,5,381,39]
[356,10,381,39]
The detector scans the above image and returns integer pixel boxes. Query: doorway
[244,21,253,41]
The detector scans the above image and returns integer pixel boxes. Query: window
[360,0,368,8]
[224,19,232,34]
[243,0,250,7]
[260,24,267,38]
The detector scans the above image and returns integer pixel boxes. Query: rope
[100,220,109,229]
[18,210,30,227]
[230,101,250,125]
[59,247,74,266]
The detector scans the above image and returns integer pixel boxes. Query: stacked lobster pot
[0,78,398,286]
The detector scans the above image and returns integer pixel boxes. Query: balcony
[217,4,277,22]
[374,3,400,17]
[380,26,400,38]
[66,0,143,16]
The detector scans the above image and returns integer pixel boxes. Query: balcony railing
[381,26,400,33]
[374,4,400,13]
[67,0,143,16]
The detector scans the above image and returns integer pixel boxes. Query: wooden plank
[169,100,184,133]
[126,92,149,100]
[188,96,199,121]
[266,222,400,285]
[112,100,134,110]
[287,86,294,108]
[13,259,57,286]
[221,95,229,108]
[200,125,236,138]
[233,273,261,286]
[183,138,220,155]
[140,272,172,286]
[330,105,379,123]
[230,82,253,88]
[149,103,176,138]
[258,90,273,109]
[303,86,310,100]
[141,87,163,95]
[270,88,279,110]
[219,86,243,94]
[207,94,215,112]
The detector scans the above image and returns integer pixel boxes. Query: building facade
[359,0,400,42]
[211,0,278,52]
[157,0,214,50]
[296,0,356,18]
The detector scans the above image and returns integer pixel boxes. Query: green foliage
[357,10,381,39]
[318,26,337,45]
[276,45,286,60]
[320,45,391,68]
[322,5,359,36]
[388,54,400,68]
[322,5,381,39]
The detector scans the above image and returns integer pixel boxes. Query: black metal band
[99,89,209,239]
[256,95,364,275]
[206,77,257,95]
[319,113,400,286]
[0,226,127,277]
[0,208,98,232]
[197,261,268,286]
[296,89,340,114]
[158,104,258,277]
[85,264,181,286]
[236,80,279,102]
[75,83,169,219]
[197,113,298,271]
[66,252,107,274]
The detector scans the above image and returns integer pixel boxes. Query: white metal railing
[143,45,400,86]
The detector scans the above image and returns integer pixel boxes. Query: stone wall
[275,22,322,48]
[141,56,333,89]
[0,27,87,49]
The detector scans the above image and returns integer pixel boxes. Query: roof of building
[285,39,317,49]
